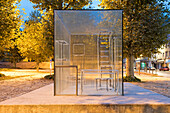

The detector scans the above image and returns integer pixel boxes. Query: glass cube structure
[54,10,123,96]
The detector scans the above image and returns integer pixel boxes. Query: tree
[28,0,92,60]
[0,0,24,67]
[0,0,22,54]
[30,0,92,10]
[28,10,43,22]
[17,11,50,71]
[100,0,170,77]
[7,46,23,68]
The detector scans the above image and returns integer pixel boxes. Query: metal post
[80,70,83,95]
[76,66,78,96]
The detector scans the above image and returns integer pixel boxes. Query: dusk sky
[18,0,101,21]
[17,0,169,22]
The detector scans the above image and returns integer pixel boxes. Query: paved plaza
[0,83,169,105]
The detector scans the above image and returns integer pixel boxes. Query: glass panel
[54,10,123,96]
[55,67,77,95]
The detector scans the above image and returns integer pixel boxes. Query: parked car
[147,67,156,70]
[159,67,169,71]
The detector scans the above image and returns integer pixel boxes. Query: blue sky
[17,0,169,23]
[18,0,35,20]
[18,0,101,21]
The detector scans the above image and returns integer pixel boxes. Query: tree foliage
[101,0,169,57]
[28,10,43,22]
[28,0,92,60]
[100,0,170,76]
[17,11,50,71]
[30,0,92,10]
[7,46,23,68]
[0,0,22,52]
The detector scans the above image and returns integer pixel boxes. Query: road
[124,69,170,78]
[157,70,170,78]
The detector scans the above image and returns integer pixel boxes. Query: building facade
[156,34,170,68]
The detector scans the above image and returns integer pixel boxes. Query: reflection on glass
[54,10,123,96]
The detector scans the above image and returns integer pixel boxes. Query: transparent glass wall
[54,10,123,96]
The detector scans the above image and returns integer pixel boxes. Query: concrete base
[0,83,169,113]
[0,104,169,113]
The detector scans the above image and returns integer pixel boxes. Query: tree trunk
[36,62,39,72]
[13,62,16,68]
[126,55,134,77]
[59,0,63,9]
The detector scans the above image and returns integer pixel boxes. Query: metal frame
[122,12,124,96]
[54,65,78,96]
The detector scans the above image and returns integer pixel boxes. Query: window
[73,44,85,56]
[165,51,168,58]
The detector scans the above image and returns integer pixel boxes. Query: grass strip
[0,68,14,71]
[0,75,34,81]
